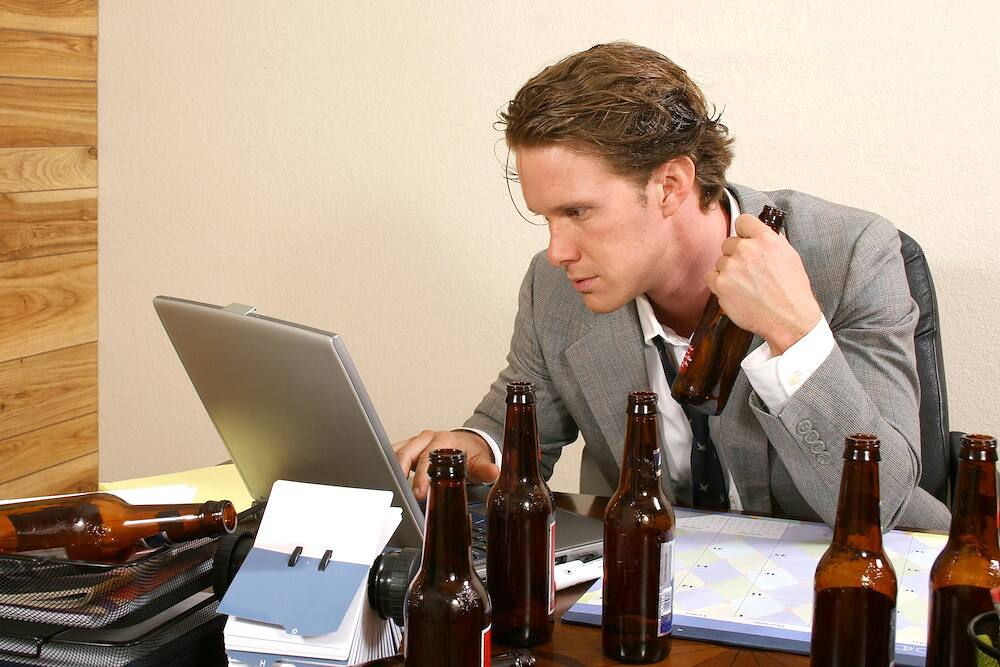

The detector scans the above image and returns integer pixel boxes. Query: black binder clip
[287,546,303,567]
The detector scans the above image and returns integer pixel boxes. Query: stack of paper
[220,481,403,666]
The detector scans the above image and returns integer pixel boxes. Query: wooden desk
[519,493,810,666]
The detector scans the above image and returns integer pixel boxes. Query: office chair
[899,231,960,505]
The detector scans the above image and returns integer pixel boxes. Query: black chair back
[899,231,950,503]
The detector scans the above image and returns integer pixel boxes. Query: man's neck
[646,194,731,338]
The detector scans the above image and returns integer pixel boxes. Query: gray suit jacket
[466,183,951,532]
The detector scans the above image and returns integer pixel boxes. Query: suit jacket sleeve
[463,253,580,479]
[748,216,921,531]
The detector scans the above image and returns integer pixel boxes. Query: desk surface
[528,493,808,667]
[103,466,807,666]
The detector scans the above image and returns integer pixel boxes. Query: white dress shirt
[467,189,835,507]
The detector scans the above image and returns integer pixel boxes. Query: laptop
[152,296,604,573]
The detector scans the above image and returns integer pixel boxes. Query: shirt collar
[635,188,740,346]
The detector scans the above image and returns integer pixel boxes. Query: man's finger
[734,214,766,239]
[721,237,741,256]
[394,432,431,476]
[468,452,500,484]
[412,451,433,501]
[704,269,720,295]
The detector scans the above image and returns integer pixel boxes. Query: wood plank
[0,251,96,363]
[0,29,96,80]
[0,188,96,260]
[0,145,96,192]
[0,77,96,147]
[0,412,96,484]
[0,452,98,501]
[0,1,97,37]
[0,342,97,441]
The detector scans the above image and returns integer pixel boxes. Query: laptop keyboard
[470,505,487,566]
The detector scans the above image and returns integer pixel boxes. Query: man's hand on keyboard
[392,430,500,501]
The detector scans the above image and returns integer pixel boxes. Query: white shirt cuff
[454,427,503,470]
[741,317,835,413]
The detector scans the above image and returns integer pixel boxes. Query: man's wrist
[453,427,502,468]
[765,309,823,356]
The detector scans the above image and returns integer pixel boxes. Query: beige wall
[98,1,1000,492]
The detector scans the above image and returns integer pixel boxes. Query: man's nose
[546,222,579,268]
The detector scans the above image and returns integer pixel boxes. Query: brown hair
[499,42,734,211]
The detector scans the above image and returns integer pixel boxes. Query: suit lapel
[565,303,649,482]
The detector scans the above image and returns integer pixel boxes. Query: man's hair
[499,42,734,211]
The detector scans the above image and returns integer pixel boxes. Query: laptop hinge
[223,303,257,316]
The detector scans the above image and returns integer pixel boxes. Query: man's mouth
[570,276,596,291]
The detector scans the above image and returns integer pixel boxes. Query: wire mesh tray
[0,504,263,629]
[0,593,225,667]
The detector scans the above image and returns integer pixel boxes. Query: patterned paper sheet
[563,508,946,667]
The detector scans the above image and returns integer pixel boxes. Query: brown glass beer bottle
[486,382,556,646]
[404,449,493,666]
[925,433,1000,666]
[810,434,897,667]
[671,205,787,415]
[0,492,237,562]
[603,391,675,663]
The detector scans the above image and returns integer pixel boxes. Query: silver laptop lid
[153,295,424,549]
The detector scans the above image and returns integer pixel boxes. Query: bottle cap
[627,391,658,415]
[760,205,787,233]
[428,448,468,480]
[844,433,880,462]
[960,433,998,463]
[506,381,537,405]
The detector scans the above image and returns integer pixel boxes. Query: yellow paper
[100,464,255,512]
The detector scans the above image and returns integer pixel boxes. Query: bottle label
[481,623,491,667]
[658,540,674,636]
[679,344,695,372]
[548,517,557,615]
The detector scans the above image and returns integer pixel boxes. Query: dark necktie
[653,336,730,511]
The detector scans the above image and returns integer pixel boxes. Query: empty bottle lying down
[0,492,237,563]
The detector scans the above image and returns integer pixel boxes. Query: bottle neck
[499,403,544,483]
[831,459,884,550]
[421,477,473,579]
[948,459,1000,551]
[619,412,661,493]
[123,500,236,540]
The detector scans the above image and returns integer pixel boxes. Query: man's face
[516,145,678,314]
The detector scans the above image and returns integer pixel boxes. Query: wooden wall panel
[0,78,96,147]
[0,251,97,363]
[0,342,97,443]
[0,0,98,499]
[0,1,97,37]
[0,188,96,261]
[0,145,97,193]
[0,29,97,80]
[0,452,98,499]
[0,412,96,485]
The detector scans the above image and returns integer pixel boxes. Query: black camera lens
[366,548,421,626]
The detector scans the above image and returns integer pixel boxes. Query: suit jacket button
[796,419,812,434]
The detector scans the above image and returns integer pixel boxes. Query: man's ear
[649,156,696,216]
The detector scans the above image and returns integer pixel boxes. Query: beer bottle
[404,449,492,666]
[925,433,1000,666]
[671,205,787,415]
[810,434,897,667]
[602,391,675,663]
[358,649,536,666]
[486,381,556,646]
[0,492,237,562]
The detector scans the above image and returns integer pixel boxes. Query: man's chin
[580,292,628,314]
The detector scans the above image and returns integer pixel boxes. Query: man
[393,42,950,531]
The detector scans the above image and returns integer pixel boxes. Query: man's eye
[567,207,588,218]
